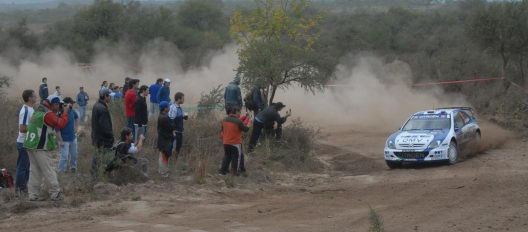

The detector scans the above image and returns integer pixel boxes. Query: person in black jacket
[134,85,149,142]
[122,77,131,97]
[39,77,48,101]
[248,102,291,152]
[91,89,114,178]
[157,101,174,178]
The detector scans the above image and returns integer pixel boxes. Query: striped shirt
[17,105,34,143]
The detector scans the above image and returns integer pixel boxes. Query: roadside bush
[252,118,323,173]
[0,96,21,173]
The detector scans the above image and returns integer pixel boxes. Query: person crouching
[105,128,148,178]
[219,107,251,176]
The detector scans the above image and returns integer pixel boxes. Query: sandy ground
[1,123,528,232]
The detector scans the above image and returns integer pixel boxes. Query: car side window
[460,112,471,125]
[454,113,464,129]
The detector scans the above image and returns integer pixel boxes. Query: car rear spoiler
[435,107,475,117]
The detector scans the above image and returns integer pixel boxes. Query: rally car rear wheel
[448,142,458,165]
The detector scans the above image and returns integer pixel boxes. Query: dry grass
[368,206,384,232]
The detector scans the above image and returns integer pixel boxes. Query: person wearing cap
[224,75,242,114]
[125,79,140,133]
[134,85,149,143]
[91,89,114,178]
[248,102,291,152]
[149,78,163,116]
[24,97,70,201]
[157,101,174,178]
[57,97,79,173]
[157,78,171,103]
[77,87,89,122]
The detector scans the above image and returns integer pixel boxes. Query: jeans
[149,102,159,116]
[57,138,78,173]
[15,143,30,191]
[248,120,265,152]
[172,133,183,155]
[79,105,87,122]
[127,117,135,136]
[134,124,147,143]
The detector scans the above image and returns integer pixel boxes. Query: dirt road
[2,124,528,232]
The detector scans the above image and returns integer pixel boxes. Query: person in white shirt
[105,128,148,177]
[15,90,36,196]
[47,86,63,101]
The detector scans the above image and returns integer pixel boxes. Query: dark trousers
[220,145,245,174]
[15,143,30,191]
[126,116,135,131]
[248,120,265,152]
[174,133,183,154]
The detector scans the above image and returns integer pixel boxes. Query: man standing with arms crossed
[77,86,89,123]
[91,90,114,178]
[15,90,36,197]
[134,85,149,142]
[149,78,163,116]
[24,97,70,201]
[39,77,48,101]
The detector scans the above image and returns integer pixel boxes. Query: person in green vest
[24,97,70,201]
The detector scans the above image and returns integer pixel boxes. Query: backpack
[244,92,258,111]
[0,169,14,188]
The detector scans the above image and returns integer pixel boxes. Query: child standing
[219,107,250,176]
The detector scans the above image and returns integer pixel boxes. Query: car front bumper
[384,147,449,162]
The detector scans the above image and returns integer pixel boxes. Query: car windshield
[402,114,451,130]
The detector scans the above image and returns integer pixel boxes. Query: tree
[467,1,528,81]
[230,0,332,105]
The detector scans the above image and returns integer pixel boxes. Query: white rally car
[384,107,481,168]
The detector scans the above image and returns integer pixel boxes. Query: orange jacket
[220,115,250,145]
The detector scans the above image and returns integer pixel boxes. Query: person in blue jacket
[149,78,163,116]
[224,75,242,114]
[157,78,171,103]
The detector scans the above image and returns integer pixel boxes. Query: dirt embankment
[1,122,527,232]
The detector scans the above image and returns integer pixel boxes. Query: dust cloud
[0,45,513,147]
[0,41,238,104]
[280,55,469,130]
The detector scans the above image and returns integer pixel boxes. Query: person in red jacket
[219,107,251,176]
[125,79,140,134]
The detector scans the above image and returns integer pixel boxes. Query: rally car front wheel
[447,142,458,165]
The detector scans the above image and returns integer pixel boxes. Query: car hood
[388,129,449,150]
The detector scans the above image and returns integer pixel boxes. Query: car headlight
[386,140,396,149]
[428,140,441,149]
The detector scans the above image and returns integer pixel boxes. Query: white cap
[164,78,171,83]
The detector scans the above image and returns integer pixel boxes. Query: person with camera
[248,102,291,152]
[24,97,70,201]
[105,128,148,178]
[56,97,79,174]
